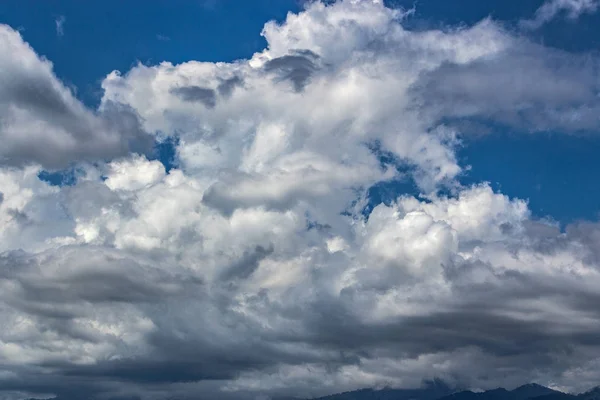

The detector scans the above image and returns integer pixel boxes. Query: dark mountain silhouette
[308,382,563,400]
[579,387,600,400]
[439,384,560,400]
[512,384,560,400]
[308,379,455,400]
[531,386,600,400]
[532,393,576,400]
[17,383,600,400]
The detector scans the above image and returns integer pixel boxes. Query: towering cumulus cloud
[2,1,600,399]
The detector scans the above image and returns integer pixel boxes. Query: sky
[1,0,600,399]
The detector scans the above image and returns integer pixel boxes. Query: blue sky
[4,2,600,399]
[0,0,302,105]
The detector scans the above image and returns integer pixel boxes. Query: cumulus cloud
[2,1,600,399]
[0,25,152,169]
[521,0,600,29]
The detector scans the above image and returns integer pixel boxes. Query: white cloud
[104,155,166,191]
[2,1,600,399]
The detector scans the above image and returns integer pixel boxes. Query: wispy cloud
[521,0,599,29]
[156,34,171,41]
[55,15,66,37]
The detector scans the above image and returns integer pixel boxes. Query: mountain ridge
[18,383,600,400]
[306,382,597,400]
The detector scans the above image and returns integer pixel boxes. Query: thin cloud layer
[55,16,65,37]
[2,1,600,400]
[521,0,599,29]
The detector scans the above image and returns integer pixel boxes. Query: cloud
[170,85,217,108]
[521,0,600,29]
[410,42,600,132]
[0,25,153,169]
[55,16,65,37]
[217,75,244,97]
[2,1,600,399]
[263,50,321,92]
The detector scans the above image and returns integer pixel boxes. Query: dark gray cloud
[220,244,274,281]
[264,50,321,92]
[411,44,600,133]
[0,25,153,169]
[269,265,592,361]
[6,208,31,225]
[200,168,357,216]
[3,74,76,121]
[2,210,600,400]
[0,247,200,315]
[564,221,600,264]
[170,85,217,108]
[201,175,303,215]
[217,76,244,98]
